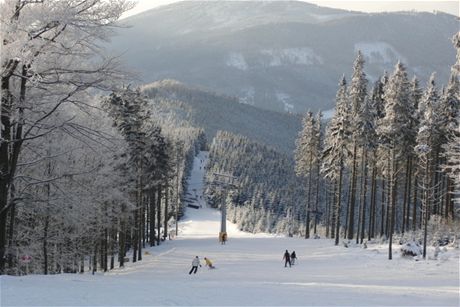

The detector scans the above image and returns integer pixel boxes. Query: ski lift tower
[211,173,238,240]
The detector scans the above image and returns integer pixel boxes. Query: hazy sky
[122,0,460,18]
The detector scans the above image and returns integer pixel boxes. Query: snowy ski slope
[1,152,459,306]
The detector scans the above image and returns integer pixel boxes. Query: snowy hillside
[110,1,458,113]
[2,152,459,306]
[141,80,302,153]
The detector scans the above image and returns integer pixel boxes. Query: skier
[204,257,215,269]
[221,232,227,245]
[189,256,201,274]
[290,251,297,265]
[283,250,291,267]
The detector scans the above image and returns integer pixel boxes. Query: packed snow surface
[2,152,459,306]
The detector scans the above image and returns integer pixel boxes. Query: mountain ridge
[112,0,458,113]
[142,79,302,153]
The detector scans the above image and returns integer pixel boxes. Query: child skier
[290,251,297,265]
[204,257,215,269]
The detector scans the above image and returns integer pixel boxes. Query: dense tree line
[206,33,460,260]
[0,0,204,275]
[297,33,460,258]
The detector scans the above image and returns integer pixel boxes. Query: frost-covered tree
[0,0,133,274]
[355,95,376,243]
[346,51,368,240]
[404,76,424,232]
[415,74,441,259]
[322,76,352,245]
[436,72,460,220]
[443,124,460,217]
[369,74,389,239]
[295,111,320,238]
[313,111,323,234]
[452,32,460,75]
[377,62,411,259]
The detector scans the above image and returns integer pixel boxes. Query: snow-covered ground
[1,152,459,306]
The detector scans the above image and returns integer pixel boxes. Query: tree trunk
[422,156,431,259]
[142,198,146,248]
[401,157,411,233]
[80,255,84,273]
[331,182,338,238]
[335,157,344,246]
[325,184,330,238]
[132,209,138,263]
[137,160,143,261]
[412,175,418,231]
[0,73,14,275]
[157,186,162,245]
[164,187,169,240]
[43,215,50,275]
[368,156,377,240]
[7,183,16,271]
[405,157,413,231]
[92,243,97,274]
[103,229,108,272]
[119,217,126,268]
[432,151,441,215]
[344,181,351,239]
[150,189,156,247]
[444,177,452,220]
[110,228,116,270]
[388,149,397,260]
[380,177,386,237]
[347,142,358,240]
[314,161,321,235]
[359,148,368,244]
[305,157,312,239]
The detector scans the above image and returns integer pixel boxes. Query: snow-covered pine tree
[103,87,151,263]
[415,74,442,259]
[321,76,352,245]
[443,124,460,218]
[354,95,376,243]
[407,77,423,232]
[398,76,419,234]
[346,51,368,241]
[369,75,388,239]
[313,111,324,235]
[453,32,460,75]
[377,62,411,260]
[295,112,320,238]
[440,33,460,220]
[438,72,460,220]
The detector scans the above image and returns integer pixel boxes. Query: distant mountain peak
[112,1,458,114]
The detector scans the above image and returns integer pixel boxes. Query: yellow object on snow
[204,258,213,266]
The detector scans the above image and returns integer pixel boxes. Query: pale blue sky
[122,0,460,18]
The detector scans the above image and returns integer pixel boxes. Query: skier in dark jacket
[283,250,291,267]
[290,251,297,265]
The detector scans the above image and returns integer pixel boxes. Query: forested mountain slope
[205,131,309,234]
[111,0,458,113]
[142,80,302,153]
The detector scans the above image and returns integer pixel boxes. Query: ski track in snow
[1,151,459,306]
